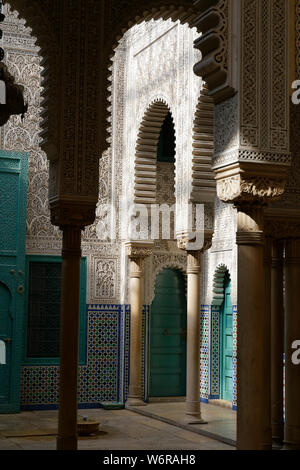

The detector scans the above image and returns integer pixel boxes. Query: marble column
[57,226,82,451]
[126,242,152,407]
[271,240,284,444]
[284,238,300,450]
[185,250,206,424]
[236,205,272,450]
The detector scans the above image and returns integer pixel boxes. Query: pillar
[56,226,82,451]
[126,242,152,406]
[284,238,300,450]
[263,237,272,446]
[185,250,206,424]
[271,240,284,444]
[236,205,272,450]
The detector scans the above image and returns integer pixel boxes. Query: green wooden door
[220,274,233,402]
[150,269,186,397]
[0,283,12,404]
[0,151,28,413]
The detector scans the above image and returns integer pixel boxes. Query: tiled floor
[0,405,235,451]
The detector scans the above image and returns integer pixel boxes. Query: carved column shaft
[236,206,272,450]
[57,226,82,451]
[271,240,284,443]
[185,250,205,424]
[284,238,300,450]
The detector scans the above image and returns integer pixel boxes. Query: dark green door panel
[0,283,12,403]
[0,151,28,413]
[221,274,233,402]
[150,269,187,397]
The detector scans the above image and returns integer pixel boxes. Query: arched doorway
[220,272,233,402]
[149,268,187,397]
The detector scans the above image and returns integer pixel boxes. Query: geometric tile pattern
[21,305,124,409]
[232,305,238,408]
[200,305,210,400]
[142,305,150,402]
[21,366,59,407]
[123,305,131,402]
[20,303,227,409]
[210,305,221,398]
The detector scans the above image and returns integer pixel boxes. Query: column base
[282,443,300,451]
[284,425,300,450]
[272,422,284,444]
[56,435,78,451]
[183,414,207,425]
[126,397,147,407]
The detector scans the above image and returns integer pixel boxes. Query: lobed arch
[191,84,216,204]
[3,1,59,154]
[134,99,176,205]
[104,0,231,149]
[110,1,199,50]
[212,264,231,306]
[106,2,199,150]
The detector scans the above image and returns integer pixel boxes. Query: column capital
[125,241,153,260]
[215,162,288,206]
[50,199,97,229]
[236,204,264,246]
[177,230,213,253]
[186,251,202,275]
[264,236,273,267]
[61,225,82,259]
[271,240,284,269]
[285,238,300,265]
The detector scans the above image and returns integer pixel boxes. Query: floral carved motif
[217,175,286,204]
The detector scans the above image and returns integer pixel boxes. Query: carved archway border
[212,263,231,306]
[4,0,60,155]
[191,83,215,203]
[134,99,175,205]
[146,256,187,305]
[104,0,230,152]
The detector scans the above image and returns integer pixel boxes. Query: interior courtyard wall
[1,4,125,409]
[1,7,239,408]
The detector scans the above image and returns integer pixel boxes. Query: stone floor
[128,400,236,447]
[0,404,235,451]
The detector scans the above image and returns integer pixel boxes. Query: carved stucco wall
[202,197,237,307]
[1,4,121,305]
[213,0,290,172]
[2,8,238,308]
[120,19,203,236]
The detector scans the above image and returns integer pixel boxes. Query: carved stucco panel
[120,19,202,235]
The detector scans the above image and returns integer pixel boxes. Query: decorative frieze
[215,163,288,205]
